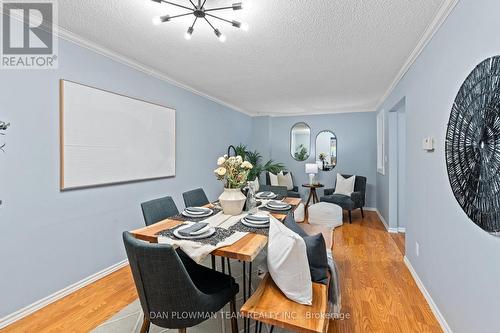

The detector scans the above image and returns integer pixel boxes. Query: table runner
[157,223,236,246]
[155,211,283,263]
[157,212,248,263]
[228,221,269,236]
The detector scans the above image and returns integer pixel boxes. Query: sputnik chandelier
[151,0,249,42]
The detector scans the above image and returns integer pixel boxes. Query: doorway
[388,99,406,251]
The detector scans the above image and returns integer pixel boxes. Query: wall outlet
[415,242,420,257]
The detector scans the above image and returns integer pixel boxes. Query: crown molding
[257,107,377,118]
[375,0,460,110]
[55,27,255,117]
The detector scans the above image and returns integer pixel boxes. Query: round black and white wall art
[445,56,500,236]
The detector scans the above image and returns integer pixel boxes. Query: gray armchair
[265,172,301,198]
[320,174,367,223]
[123,232,239,333]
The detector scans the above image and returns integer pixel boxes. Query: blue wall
[253,112,377,208]
[0,37,252,318]
[376,0,500,331]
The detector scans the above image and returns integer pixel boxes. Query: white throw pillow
[267,217,312,305]
[334,174,355,196]
[268,172,279,186]
[277,172,294,190]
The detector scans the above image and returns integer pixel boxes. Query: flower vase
[219,188,246,215]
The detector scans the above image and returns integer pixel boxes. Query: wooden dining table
[130,196,302,333]
[131,197,302,332]
[130,196,302,261]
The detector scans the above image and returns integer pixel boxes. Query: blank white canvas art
[60,80,175,189]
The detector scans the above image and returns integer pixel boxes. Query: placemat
[259,204,297,214]
[228,221,269,236]
[169,208,222,222]
[156,223,235,246]
[255,195,284,201]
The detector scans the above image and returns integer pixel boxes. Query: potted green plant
[233,144,285,181]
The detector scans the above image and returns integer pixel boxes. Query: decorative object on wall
[60,80,176,190]
[151,0,249,42]
[315,130,337,171]
[290,122,311,161]
[0,120,10,152]
[445,56,500,236]
[214,154,253,215]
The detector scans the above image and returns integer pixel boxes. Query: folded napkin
[185,207,210,214]
[178,222,209,236]
[245,214,270,222]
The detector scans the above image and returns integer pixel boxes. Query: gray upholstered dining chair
[123,232,239,333]
[258,184,288,198]
[320,174,367,223]
[182,188,210,208]
[141,196,179,226]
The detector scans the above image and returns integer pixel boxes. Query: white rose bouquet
[214,154,253,189]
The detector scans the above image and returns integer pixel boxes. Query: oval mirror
[290,122,311,161]
[315,130,337,171]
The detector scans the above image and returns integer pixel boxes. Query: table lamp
[305,163,318,185]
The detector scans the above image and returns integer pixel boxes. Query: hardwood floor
[2,211,441,333]
[328,211,440,333]
[1,267,137,333]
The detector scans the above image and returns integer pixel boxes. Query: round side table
[302,183,324,214]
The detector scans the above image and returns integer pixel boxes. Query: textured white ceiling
[57,0,446,116]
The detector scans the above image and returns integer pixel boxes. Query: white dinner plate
[255,192,277,199]
[181,208,213,218]
[184,207,212,215]
[173,226,216,239]
[243,215,270,225]
[241,218,270,229]
[265,203,291,211]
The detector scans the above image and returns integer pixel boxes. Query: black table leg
[242,261,247,332]
[221,257,226,274]
[227,258,232,276]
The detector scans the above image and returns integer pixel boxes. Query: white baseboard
[398,227,406,233]
[365,207,402,233]
[0,259,128,329]
[403,256,452,333]
[365,207,398,233]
